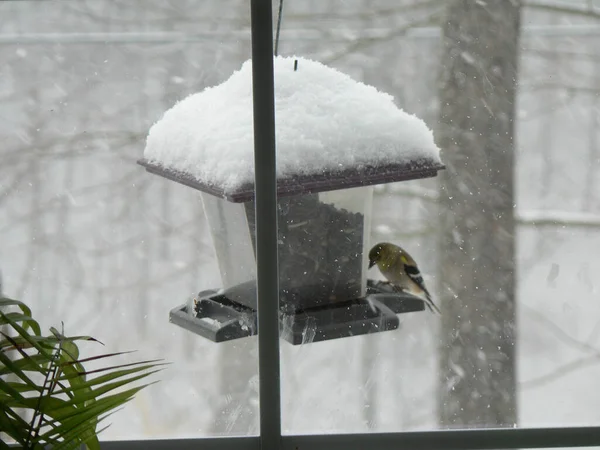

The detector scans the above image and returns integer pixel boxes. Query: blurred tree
[436,0,521,427]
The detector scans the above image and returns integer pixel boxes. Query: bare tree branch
[322,5,444,64]
[525,0,600,20]
[521,81,600,94]
[518,210,600,228]
[522,304,600,356]
[525,46,600,63]
[519,305,600,390]
[520,353,600,389]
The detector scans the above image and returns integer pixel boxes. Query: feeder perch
[139,56,444,344]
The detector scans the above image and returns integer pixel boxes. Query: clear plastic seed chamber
[202,187,372,313]
[138,56,444,344]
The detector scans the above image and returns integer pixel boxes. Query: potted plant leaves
[0,296,166,449]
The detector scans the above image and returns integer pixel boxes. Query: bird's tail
[423,288,441,315]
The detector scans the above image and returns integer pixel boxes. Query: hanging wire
[274,0,284,56]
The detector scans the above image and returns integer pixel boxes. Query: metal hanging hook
[274,0,284,56]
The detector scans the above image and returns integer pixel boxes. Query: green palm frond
[0,296,166,449]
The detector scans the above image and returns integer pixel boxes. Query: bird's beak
[368,260,376,269]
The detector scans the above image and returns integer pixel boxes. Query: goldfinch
[368,242,441,314]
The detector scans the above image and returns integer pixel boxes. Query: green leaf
[64,350,136,367]
[0,353,49,376]
[0,296,30,311]
[0,332,48,377]
[0,335,53,352]
[0,297,31,317]
[49,409,118,450]
[0,312,55,360]
[51,382,154,427]
[3,381,45,394]
[0,371,33,401]
[0,334,79,355]
[0,297,165,448]
[0,404,31,446]
[50,327,102,347]
[57,369,163,410]
[54,363,166,395]
[0,311,39,329]
[41,394,134,444]
[0,297,40,335]
[58,342,92,405]
[59,358,165,380]
[13,390,73,410]
[0,356,39,392]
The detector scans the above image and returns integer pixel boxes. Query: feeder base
[168,280,426,345]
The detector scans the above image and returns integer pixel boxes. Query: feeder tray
[138,159,444,203]
[169,279,425,345]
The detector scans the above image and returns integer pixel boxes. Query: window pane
[0,0,258,441]
[3,0,600,444]
[277,0,600,435]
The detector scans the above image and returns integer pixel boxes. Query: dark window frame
[7,1,600,448]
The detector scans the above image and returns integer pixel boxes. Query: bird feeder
[139,56,444,345]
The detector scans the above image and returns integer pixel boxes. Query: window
[2,1,600,449]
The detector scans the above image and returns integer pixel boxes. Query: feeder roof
[141,56,443,202]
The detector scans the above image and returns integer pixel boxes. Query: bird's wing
[404,264,428,294]
[405,264,441,314]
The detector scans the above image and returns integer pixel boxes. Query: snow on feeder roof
[140,56,443,202]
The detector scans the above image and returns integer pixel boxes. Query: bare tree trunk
[437,0,521,428]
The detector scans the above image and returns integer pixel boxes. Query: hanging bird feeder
[138,56,444,344]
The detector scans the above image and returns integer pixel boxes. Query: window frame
[6,0,599,448]
[100,427,600,450]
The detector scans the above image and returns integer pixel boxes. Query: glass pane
[0,0,259,442]
[276,0,600,437]
[3,0,600,446]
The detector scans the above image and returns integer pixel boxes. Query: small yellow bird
[368,242,441,314]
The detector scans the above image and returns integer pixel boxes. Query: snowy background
[1,0,600,441]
